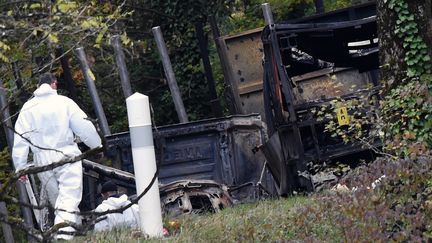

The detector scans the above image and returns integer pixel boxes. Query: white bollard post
[126,92,163,237]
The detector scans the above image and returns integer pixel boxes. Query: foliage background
[5,0,430,241]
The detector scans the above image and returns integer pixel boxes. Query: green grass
[74,196,342,243]
[73,156,432,242]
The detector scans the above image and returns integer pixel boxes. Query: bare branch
[0,146,103,198]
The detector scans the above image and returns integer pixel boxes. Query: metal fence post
[194,22,223,117]
[75,47,111,136]
[152,26,189,123]
[111,35,133,98]
[209,16,244,115]
[261,3,275,25]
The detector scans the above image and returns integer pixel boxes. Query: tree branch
[0,146,103,198]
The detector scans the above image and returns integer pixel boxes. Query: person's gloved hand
[18,175,28,182]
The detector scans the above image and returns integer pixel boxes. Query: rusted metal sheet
[220,34,376,122]
[221,28,265,119]
[292,67,373,103]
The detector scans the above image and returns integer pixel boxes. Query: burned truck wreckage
[80,114,274,215]
[79,2,381,210]
[216,1,380,195]
[39,2,382,224]
[74,5,382,222]
[260,16,380,194]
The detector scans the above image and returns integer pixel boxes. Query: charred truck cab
[260,3,380,194]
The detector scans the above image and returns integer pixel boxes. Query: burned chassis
[81,160,233,217]
[261,16,380,194]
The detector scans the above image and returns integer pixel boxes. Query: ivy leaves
[389,0,431,77]
[378,0,432,157]
[0,41,11,63]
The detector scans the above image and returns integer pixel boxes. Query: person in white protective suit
[12,73,102,240]
[94,180,140,231]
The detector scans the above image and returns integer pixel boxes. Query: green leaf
[30,3,41,9]
[0,52,10,63]
[120,32,131,46]
[406,60,414,66]
[409,42,418,49]
[80,19,100,29]
[419,43,427,49]
[80,20,91,29]
[407,68,416,77]
[94,28,107,48]
[0,41,11,51]
[57,1,77,13]
[405,35,413,42]
[407,22,417,29]
[48,33,59,43]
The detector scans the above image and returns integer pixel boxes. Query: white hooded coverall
[94,194,140,231]
[12,83,102,239]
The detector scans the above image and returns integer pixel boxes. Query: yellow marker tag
[88,70,96,81]
[336,107,350,126]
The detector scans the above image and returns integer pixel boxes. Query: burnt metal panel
[217,2,377,123]
[221,28,266,121]
[159,179,233,217]
[105,114,276,200]
[292,67,373,103]
[260,17,380,194]
[80,162,234,216]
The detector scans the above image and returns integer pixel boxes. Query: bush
[299,155,432,241]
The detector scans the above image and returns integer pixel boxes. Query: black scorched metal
[104,114,276,200]
[260,4,381,194]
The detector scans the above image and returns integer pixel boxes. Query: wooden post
[152,26,189,123]
[111,35,133,98]
[194,22,223,117]
[0,80,35,242]
[75,47,111,136]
